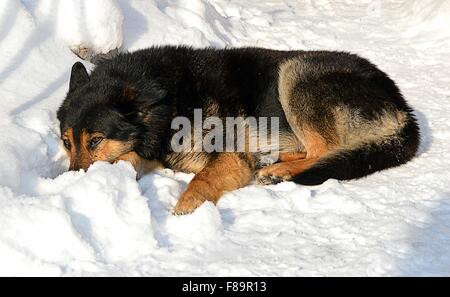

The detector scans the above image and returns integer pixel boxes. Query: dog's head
[57,62,170,172]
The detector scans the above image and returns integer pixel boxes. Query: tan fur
[257,128,330,182]
[236,122,304,164]
[279,152,307,162]
[278,58,304,110]
[333,106,408,150]
[173,153,254,214]
[278,131,304,152]
[278,59,316,150]
[63,129,134,171]
[302,128,333,157]
[71,130,92,171]
[255,130,304,154]
[257,157,319,182]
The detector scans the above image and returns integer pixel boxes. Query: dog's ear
[69,62,90,92]
[122,82,167,109]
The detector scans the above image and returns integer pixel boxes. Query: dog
[57,46,420,214]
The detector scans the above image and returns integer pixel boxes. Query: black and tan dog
[57,46,420,214]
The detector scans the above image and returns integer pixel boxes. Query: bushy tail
[292,117,420,185]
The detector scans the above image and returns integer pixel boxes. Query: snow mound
[0,162,156,275]
[23,0,123,55]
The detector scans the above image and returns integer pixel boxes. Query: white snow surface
[0,0,449,276]
[21,0,124,54]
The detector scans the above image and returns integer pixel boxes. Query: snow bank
[22,0,123,56]
[1,0,450,276]
[0,162,156,275]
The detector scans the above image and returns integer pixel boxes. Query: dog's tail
[292,115,420,185]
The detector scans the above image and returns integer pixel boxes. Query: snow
[22,0,124,56]
[0,0,450,276]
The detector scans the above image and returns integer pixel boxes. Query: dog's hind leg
[256,129,332,185]
[278,152,307,162]
[256,57,340,184]
[258,54,419,185]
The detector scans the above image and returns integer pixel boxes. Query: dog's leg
[173,153,255,215]
[278,152,307,162]
[256,130,331,185]
[256,158,319,185]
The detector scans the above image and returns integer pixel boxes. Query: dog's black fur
[58,46,420,213]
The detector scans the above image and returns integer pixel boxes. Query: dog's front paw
[173,192,206,215]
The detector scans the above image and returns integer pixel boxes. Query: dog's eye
[63,139,71,150]
[89,137,103,149]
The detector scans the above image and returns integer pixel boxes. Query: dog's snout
[68,163,79,171]
[68,159,91,172]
